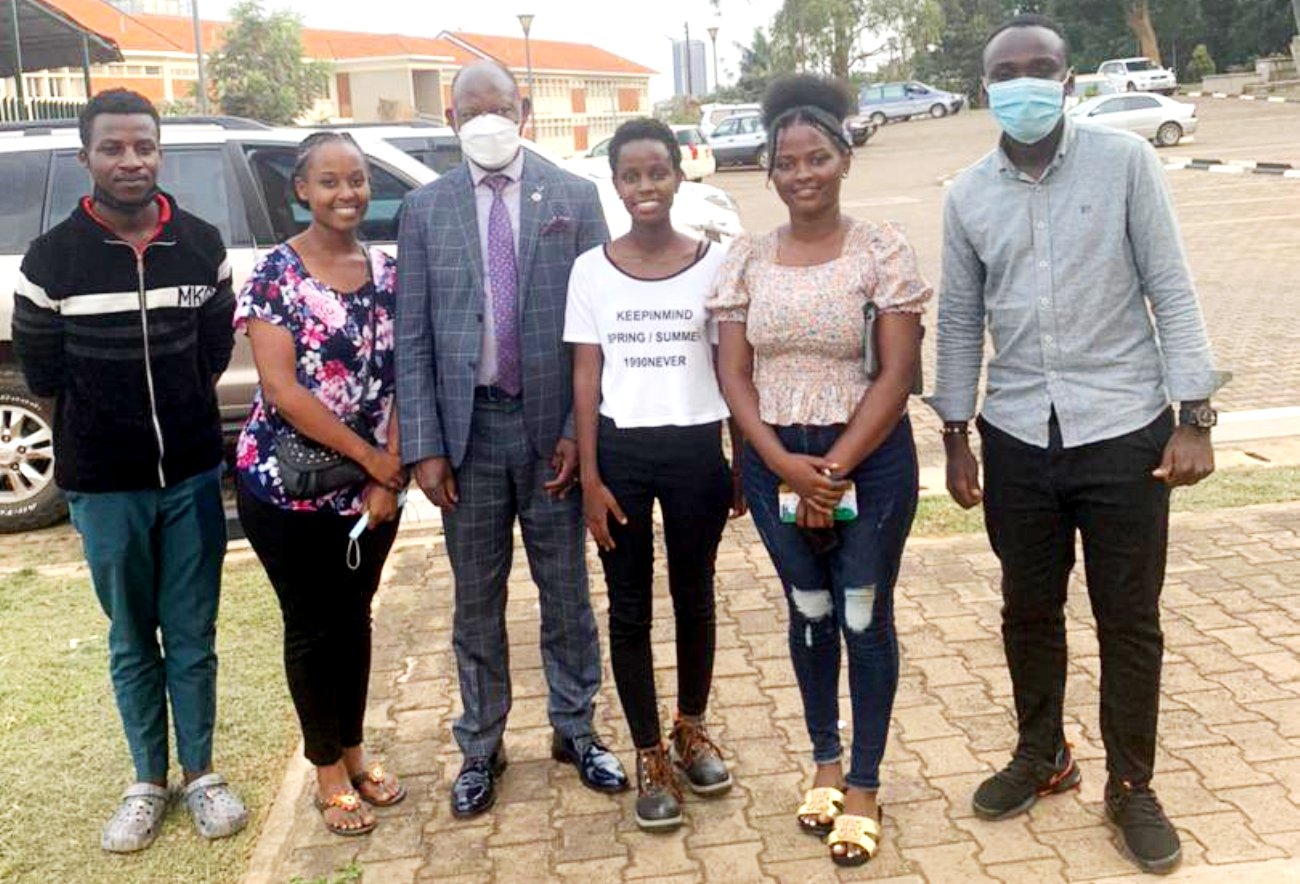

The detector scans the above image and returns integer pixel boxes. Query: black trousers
[596,418,732,749]
[979,409,1173,785]
[237,480,400,766]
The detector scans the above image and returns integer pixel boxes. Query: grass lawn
[0,561,296,884]
[910,463,1300,537]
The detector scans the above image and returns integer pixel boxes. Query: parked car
[698,102,760,138]
[845,115,878,146]
[1068,92,1198,146]
[1067,73,1120,109]
[858,81,964,125]
[0,117,435,533]
[708,111,767,169]
[1098,57,1178,95]
[348,124,742,243]
[571,124,716,182]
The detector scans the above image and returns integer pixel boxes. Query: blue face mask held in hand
[987,77,1066,145]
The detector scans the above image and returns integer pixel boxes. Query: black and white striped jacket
[12,192,235,493]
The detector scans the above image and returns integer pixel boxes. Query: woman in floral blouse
[234,132,407,837]
[708,76,931,868]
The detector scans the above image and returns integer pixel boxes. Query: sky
[201,0,785,101]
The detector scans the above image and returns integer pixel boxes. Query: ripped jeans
[744,417,918,790]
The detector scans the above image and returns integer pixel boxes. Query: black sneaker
[1105,778,1182,874]
[972,745,1081,820]
[633,745,683,832]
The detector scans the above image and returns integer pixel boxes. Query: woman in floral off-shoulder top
[707,76,932,868]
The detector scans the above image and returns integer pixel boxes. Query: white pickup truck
[1098,58,1178,95]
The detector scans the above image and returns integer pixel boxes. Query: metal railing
[0,96,88,123]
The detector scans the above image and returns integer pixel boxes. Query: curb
[1184,91,1300,104]
[1163,157,1300,178]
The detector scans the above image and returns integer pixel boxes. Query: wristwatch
[1178,402,1217,431]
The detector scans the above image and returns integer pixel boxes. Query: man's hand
[415,456,458,511]
[1153,426,1215,488]
[583,479,627,551]
[944,434,984,509]
[545,438,579,499]
[363,447,407,492]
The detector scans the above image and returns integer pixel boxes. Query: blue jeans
[744,417,918,790]
[67,466,226,782]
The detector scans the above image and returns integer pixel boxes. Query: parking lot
[715,99,1300,463]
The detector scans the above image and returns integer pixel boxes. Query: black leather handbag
[274,247,378,500]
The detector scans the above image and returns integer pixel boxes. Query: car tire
[0,371,65,534]
[1155,121,1183,147]
[870,111,887,127]
[930,103,948,118]
[755,146,769,169]
[1126,81,1138,92]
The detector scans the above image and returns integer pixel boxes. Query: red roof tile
[445,31,655,76]
[39,0,183,53]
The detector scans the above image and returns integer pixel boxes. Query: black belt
[475,385,520,402]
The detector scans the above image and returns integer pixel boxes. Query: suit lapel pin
[530,185,545,203]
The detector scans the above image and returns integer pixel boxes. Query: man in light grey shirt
[928,14,1226,875]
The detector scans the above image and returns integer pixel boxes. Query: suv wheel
[870,111,887,127]
[755,145,769,169]
[930,103,948,118]
[0,372,64,533]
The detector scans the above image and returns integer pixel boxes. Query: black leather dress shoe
[450,747,507,818]
[551,732,629,793]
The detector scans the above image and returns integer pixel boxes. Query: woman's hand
[729,467,748,518]
[364,484,401,526]
[363,447,407,492]
[778,453,849,513]
[795,498,834,530]
[583,479,627,552]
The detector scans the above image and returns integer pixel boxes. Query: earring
[841,168,850,179]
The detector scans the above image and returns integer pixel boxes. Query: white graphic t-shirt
[564,240,731,429]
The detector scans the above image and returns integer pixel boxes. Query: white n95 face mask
[459,113,521,170]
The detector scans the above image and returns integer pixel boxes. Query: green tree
[209,0,329,125]
[770,0,937,80]
[1186,43,1216,80]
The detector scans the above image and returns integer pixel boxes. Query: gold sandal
[351,762,407,808]
[827,812,881,867]
[313,790,376,837]
[796,786,845,836]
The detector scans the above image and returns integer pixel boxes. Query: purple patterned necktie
[484,173,521,396]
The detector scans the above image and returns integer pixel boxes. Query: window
[387,136,461,175]
[1090,98,1125,115]
[590,138,611,157]
[1125,60,1155,72]
[882,84,906,100]
[0,151,49,254]
[1126,96,1161,110]
[739,117,761,134]
[46,148,248,245]
[862,86,884,102]
[675,128,702,146]
[243,145,413,243]
[713,118,737,137]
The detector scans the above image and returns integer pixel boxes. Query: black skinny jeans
[237,479,400,766]
[980,409,1173,785]
[596,418,732,749]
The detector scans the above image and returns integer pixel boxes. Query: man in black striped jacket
[12,89,247,853]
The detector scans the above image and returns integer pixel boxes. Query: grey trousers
[443,399,601,758]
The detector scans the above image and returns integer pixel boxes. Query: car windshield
[675,129,700,145]
[1126,60,1156,71]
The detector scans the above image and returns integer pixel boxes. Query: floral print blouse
[233,244,397,515]
[706,218,932,427]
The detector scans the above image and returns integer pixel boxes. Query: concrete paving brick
[1170,745,1276,789]
[984,858,1070,883]
[893,703,961,742]
[1175,810,1287,864]
[1249,698,1300,738]
[1210,721,1300,762]
[1218,784,1300,835]
[1176,642,1254,675]
[692,843,773,882]
[1210,669,1298,704]
[553,857,630,881]
[903,840,985,882]
[552,810,626,864]
[1170,688,1265,725]
[910,654,980,688]
[909,735,988,778]
[619,824,700,879]
[953,814,1057,865]
[1051,825,1140,880]
[1159,708,1232,749]
[685,797,761,849]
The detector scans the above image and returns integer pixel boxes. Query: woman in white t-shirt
[565,118,743,832]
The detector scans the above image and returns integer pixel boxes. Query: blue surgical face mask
[986,77,1066,145]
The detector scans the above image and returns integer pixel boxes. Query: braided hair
[292,131,365,208]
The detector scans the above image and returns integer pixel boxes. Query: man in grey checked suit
[396,61,628,818]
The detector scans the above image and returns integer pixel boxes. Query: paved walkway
[245,501,1300,884]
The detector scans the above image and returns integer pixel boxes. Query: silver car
[1069,93,1198,147]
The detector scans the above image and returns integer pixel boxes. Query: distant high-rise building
[672,39,708,96]
[107,0,189,15]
